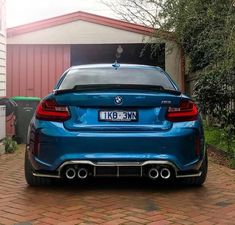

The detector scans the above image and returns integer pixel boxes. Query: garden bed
[204,124,235,169]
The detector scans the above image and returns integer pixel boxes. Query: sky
[6,0,117,28]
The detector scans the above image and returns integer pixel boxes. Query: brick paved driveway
[0,146,235,225]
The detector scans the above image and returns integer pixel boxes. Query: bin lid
[11,96,41,101]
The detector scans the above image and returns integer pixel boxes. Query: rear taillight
[36,99,70,121]
[166,100,198,122]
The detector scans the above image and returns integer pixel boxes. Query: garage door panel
[41,46,49,96]
[63,45,71,70]
[7,45,70,98]
[34,46,42,97]
[48,46,56,92]
[26,45,34,96]
[12,46,20,96]
[56,47,63,78]
[19,45,27,96]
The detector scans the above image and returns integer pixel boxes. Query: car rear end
[25,64,207,185]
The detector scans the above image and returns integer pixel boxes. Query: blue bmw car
[25,64,207,186]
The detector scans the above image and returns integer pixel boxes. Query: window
[59,67,177,91]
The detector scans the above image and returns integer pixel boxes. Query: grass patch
[204,123,235,168]
[204,124,235,153]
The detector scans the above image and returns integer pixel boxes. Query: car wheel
[24,150,52,186]
[180,153,208,186]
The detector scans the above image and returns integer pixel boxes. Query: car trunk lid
[54,90,182,131]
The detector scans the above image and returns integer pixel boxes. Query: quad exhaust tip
[65,165,170,180]
[65,167,76,180]
[148,168,159,179]
[160,168,171,179]
[77,168,88,179]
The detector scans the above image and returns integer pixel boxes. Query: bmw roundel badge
[115,96,123,105]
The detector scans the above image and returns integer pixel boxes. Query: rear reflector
[195,135,201,156]
[32,131,40,156]
[36,99,70,121]
[166,100,198,122]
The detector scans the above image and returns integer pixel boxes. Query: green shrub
[229,158,235,169]
[194,66,235,154]
[3,137,18,154]
[193,69,232,117]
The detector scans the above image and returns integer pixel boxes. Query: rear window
[58,67,176,90]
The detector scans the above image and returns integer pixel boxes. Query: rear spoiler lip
[53,84,181,96]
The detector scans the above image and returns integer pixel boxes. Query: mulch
[207,144,234,169]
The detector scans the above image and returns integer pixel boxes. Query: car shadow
[26,177,205,194]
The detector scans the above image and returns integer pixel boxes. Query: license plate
[99,110,138,122]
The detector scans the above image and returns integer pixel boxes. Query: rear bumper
[27,119,205,176]
[32,159,203,179]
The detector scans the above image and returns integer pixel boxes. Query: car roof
[70,64,163,71]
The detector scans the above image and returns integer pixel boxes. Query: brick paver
[0,146,235,225]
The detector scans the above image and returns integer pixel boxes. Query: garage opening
[71,44,165,69]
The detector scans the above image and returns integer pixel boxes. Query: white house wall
[0,0,6,145]
[8,20,149,45]
[0,0,6,97]
[165,42,183,89]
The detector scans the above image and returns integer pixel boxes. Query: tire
[180,153,208,186]
[24,150,52,186]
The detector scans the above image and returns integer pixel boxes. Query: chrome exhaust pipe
[148,168,159,179]
[65,167,76,180]
[77,168,88,179]
[160,168,171,179]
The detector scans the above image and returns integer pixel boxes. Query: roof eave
[7,11,175,41]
